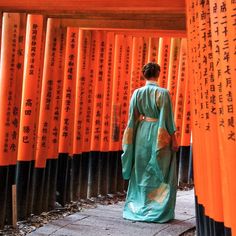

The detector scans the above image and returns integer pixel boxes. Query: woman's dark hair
[142,62,161,79]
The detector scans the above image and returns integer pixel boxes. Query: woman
[122,62,178,223]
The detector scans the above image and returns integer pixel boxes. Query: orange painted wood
[32,19,47,162]
[47,24,66,159]
[109,34,126,151]
[141,37,149,65]
[100,32,115,152]
[157,37,171,88]
[35,19,61,168]
[73,30,91,154]
[119,35,133,148]
[0,13,21,166]
[0,13,2,59]
[167,38,181,111]
[11,14,27,165]
[17,14,45,162]
[147,37,159,63]
[192,0,208,216]
[81,29,186,37]
[140,37,149,87]
[180,76,191,147]
[91,31,106,151]
[60,18,186,31]
[215,0,236,228]
[174,38,187,145]
[0,0,185,12]
[203,7,224,223]
[226,0,236,232]
[82,31,101,152]
[186,0,225,226]
[186,0,202,207]
[130,37,143,95]
[198,1,215,221]
[0,1,186,31]
[58,27,79,154]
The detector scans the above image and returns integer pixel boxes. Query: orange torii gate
[0,25,190,230]
[1,1,236,235]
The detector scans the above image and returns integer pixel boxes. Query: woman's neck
[146,79,158,85]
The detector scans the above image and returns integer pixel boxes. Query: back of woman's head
[142,62,161,79]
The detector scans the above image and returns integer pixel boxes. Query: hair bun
[142,62,161,79]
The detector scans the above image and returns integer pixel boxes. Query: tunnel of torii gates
[0,0,235,235]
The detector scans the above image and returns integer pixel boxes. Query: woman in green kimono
[122,62,178,223]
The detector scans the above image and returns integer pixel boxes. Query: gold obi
[139,115,158,122]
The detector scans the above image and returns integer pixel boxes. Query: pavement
[28,190,195,236]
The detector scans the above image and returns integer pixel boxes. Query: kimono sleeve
[156,90,176,150]
[121,90,139,180]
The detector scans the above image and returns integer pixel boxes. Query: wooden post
[12,184,17,228]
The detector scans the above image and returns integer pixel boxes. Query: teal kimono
[121,80,177,223]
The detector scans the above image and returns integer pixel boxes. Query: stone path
[28,190,195,236]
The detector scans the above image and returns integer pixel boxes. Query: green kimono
[121,80,177,223]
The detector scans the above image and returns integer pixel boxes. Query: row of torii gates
[0,1,235,236]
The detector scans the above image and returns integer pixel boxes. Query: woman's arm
[121,90,139,180]
[171,132,179,152]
